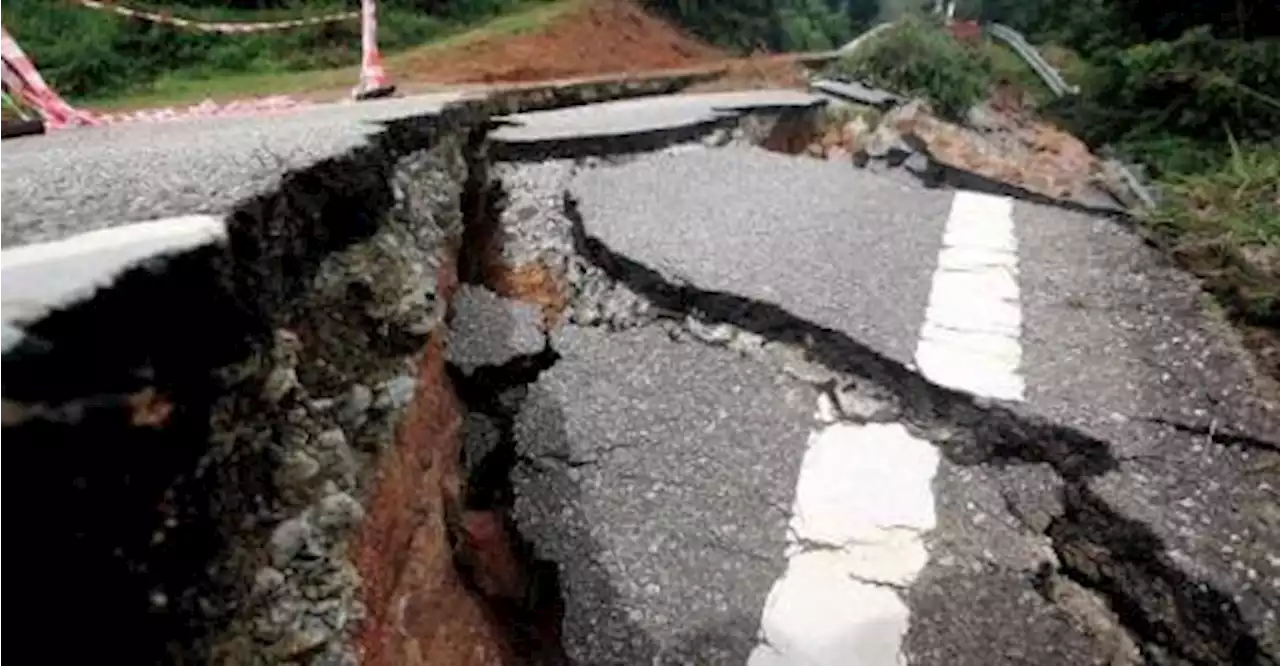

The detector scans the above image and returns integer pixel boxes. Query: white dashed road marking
[749,191,1024,666]
[917,191,1023,400]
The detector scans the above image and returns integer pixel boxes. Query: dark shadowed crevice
[1047,486,1276,666]
[563,190,1116,480]
[449,141,573,665]
[458,121,508,287]
[447,347,569,666]
[560,189,1277,666]
[1138,416,1280,454]
[1,108,487,664]
[2,244,257,665]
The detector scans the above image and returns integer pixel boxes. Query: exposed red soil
[352,259,521,666]
[395,0,727,85]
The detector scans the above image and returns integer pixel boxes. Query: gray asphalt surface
[6,88,1278,663]
[1014,202,1280,656]
[0,92,462,246]
[547,138,1278,664]
[513,324,814,665]
[570,145,953,364]
[446,284,547,374]
[492,90,823,143]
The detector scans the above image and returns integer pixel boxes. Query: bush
[823,16,991,120]
[1151,140,1280,246]
[1043,28,1280,177]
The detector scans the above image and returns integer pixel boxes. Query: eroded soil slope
[395,0,726,85]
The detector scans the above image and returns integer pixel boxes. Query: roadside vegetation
[648,0,864,52]
[989,2,1280,330]
[646,0,947,53]
[817,2,1278,338]
[822,16,990,121]
[0,0,562,102]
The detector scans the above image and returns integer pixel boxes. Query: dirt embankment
[397,0,723,84]
[394,0,811,91]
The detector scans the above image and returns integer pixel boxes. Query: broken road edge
[2,77,1277,666]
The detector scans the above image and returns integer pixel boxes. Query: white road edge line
[0,215,226,269]
[748,191,1024,666]
[1,215,228,326]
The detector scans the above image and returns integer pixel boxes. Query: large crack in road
[5,93,1277,665]
[464,128,1278,664]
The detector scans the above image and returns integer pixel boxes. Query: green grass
[1146,138,1280,322]
[82,68,351,111]
[410,0,581,49]
[1148,139,1280,247]
[74,0,579,111]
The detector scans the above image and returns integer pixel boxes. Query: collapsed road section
[3,87,1278,666]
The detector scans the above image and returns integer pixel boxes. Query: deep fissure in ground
[4,102,1275,664]
[448,124,1276,663]
[560,184,1275,664]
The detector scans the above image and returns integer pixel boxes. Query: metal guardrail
[986,22,1157,210]
[985,23,1077,96]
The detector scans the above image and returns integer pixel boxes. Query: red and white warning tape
[3,25,312,128]
[1,26,99,128]
[94,96,312,125]
[1,0,392,132]
[73,0,358,34]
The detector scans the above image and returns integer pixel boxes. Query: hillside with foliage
[644,0,877,52]
[979,0,1280,172]
[0,0,550,101]
[980,0,1279,326]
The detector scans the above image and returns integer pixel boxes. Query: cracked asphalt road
[513,325,813,664]
[6,91,1279,665]
[569,146,953,365]
[0,92,463,246]
[510,141,1279,664]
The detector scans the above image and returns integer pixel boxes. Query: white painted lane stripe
[749,191,1024,666]
[916,191,1024,401]
[750,423,938,666]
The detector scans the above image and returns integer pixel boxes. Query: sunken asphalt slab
[1013,201,1280,655]
[547,143,1279,664]
[491,90,822,144]
[569,145,953,365]
[513,324,814,665]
